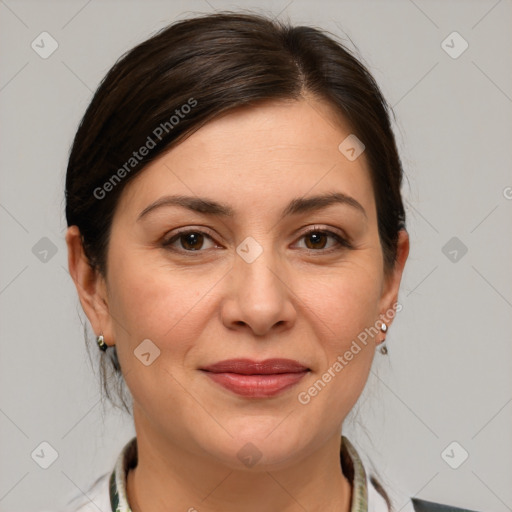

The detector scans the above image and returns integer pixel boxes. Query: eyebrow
[137,192,367,221]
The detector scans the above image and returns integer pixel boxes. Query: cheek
[106,251,209,363]
[296,261,382,410]
[106,257,214,424]
[306,262,383,347]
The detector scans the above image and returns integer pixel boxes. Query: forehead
[116,98,376,221]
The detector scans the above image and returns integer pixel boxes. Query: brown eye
[180,232,204,250]
[162,230,216,252]
[296,229,351,252]
[304,232,329,250]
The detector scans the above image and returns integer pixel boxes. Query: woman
[63,11,465,512]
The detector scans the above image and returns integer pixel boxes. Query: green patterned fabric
[109,435,371,512]
[341,436,369,511]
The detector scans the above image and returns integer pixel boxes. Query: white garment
[52,469,396,512]
[44,434,418,512]
[64,473,110,512]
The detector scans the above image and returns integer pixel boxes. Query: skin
[66,96,409,512]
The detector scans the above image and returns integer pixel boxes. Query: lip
[200,358,310,398]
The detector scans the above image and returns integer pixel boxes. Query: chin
[198,422,311,471]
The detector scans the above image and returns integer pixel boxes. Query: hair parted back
[65,13,405,508]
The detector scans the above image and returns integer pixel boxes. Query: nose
[220,244,297,337]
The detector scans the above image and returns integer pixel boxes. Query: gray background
[0,0,511,511]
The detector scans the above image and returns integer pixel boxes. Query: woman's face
[72,97,408,469]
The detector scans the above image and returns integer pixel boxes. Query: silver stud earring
[379,322,388,355]
[96,334,108,352]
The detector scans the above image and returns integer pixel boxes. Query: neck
[126,413,353,512]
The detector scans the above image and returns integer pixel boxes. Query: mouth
[200,358,310,398]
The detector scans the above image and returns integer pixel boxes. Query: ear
[65,226,115,348]
[378,229,409,326]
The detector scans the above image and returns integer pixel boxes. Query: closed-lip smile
[200,358,310,398]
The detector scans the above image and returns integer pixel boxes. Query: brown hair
[65,12,404,508]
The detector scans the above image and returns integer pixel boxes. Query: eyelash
[161,226,352,255]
